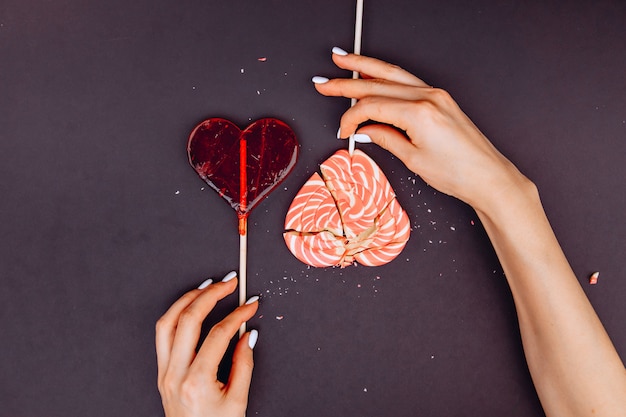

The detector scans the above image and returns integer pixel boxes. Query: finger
[225,330,258,404]
[337,96,433,169]
[314,78,428,102]
[331,51,429,87]
[357,123,419,170]
[166,275,239,379]
[338,95,429,139]
[156,289,204,381]
[190,297,259,378]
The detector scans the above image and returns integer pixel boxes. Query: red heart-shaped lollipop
[188,117,298,232]
[188,117,298,336]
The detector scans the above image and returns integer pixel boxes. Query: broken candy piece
[284,149,410,267]
[589,271,599,285]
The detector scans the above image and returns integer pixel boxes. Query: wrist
[473,172,540,226]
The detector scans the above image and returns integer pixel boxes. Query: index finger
[338,96,423,164]
[166,277,238,379]
[156,274,238,382]
[156,290,202,380]
[331,51,429,88]
[339,94,432,141]
[314,78,427,102]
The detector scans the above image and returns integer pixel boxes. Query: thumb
[357,124,419,171]
[226,330,257,403]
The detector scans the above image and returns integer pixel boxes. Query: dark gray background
[1,1,625,416]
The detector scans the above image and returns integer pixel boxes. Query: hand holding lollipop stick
[188,118,298,336]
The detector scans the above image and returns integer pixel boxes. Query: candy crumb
[589,271,599,285]
[257,57,267,61]
[276,315,284,320]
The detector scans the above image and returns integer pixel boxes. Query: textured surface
[188,118,298,217]
[1,1,625,417]
[284,149,410,267]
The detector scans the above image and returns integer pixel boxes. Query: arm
[314,48,626,416]
[476,182,626,417]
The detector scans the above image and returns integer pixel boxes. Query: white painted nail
[332,46,348,56]
[245,295,260,305]
[248,329,259,349]
[312,76,329,84]
[222,271,237,282]
[197,278,213,290]
[336,127,342,139]
[353,133,372,143]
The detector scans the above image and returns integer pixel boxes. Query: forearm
[476,179,626,417]
[314,50,626,415]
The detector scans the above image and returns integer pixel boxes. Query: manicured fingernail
[337,127,342,139]
[197,278,213,289]
[222,271,237,282]
[312,76,329,84]
[353,133,372,143]
[245,295,260,305]
[248,329,259,349]
[332,46,348,56]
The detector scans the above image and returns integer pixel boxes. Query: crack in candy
[284,149,410,267]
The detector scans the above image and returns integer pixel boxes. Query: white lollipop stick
[237,136,248,338]
[352,0,364,80]
[349,0,364,155]
[239,220,247,337]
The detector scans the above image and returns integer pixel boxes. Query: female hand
[313,48,533,214]
[156,272,259,417]
[314,51,626,417]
